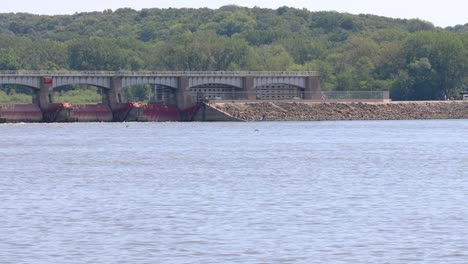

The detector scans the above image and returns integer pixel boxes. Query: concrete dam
[0,71,321,122]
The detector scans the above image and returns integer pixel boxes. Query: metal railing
[0,70,320,77]
[319,91,390,100]
[192,90,390,102]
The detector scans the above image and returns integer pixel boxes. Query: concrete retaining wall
[193,103,243,121]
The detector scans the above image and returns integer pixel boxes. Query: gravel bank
[208,101,468,121]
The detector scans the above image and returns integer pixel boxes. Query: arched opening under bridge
[51,84,113,122]
[122,83,179,122]
[124,84,177,105]
[254,83,304,100]
[190,83,243,102]
[0,84,43,122]
[0,84,37,104]
[53,84,107,104]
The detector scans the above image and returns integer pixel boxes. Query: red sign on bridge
[42,77,53,84]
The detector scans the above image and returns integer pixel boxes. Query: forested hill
[0,6,467,100]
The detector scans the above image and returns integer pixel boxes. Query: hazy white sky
[1,0,467,27]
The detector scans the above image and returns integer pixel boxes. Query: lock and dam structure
[0,71,324,122]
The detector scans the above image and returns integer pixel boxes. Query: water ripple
[0,120,467,263]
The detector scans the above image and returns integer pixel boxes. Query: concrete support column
[108,76,125,110]
[154,85,160,102]
[177,76,192,109]
[32,90,39,106]
[304,75,321,100]
[38,77,54,110]
[242,76,256,100]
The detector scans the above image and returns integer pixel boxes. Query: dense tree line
[0,6,467,100]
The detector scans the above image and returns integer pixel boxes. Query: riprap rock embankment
[202,101,468,121]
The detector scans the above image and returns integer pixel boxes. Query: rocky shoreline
[207,101,468,121]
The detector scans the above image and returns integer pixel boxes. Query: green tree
[217,10,256,37]
[68,37,142,70]
[251,45,294,71]
[0,49,21,70]
[398,32,466,100]
[149,32,251,71]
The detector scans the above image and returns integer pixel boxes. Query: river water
[0,120,467,263]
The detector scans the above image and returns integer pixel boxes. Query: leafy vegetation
[0,6,467,101]
[54,86,102,104]
[0,89,31,103]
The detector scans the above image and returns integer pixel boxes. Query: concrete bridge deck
[0,71,320,76]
